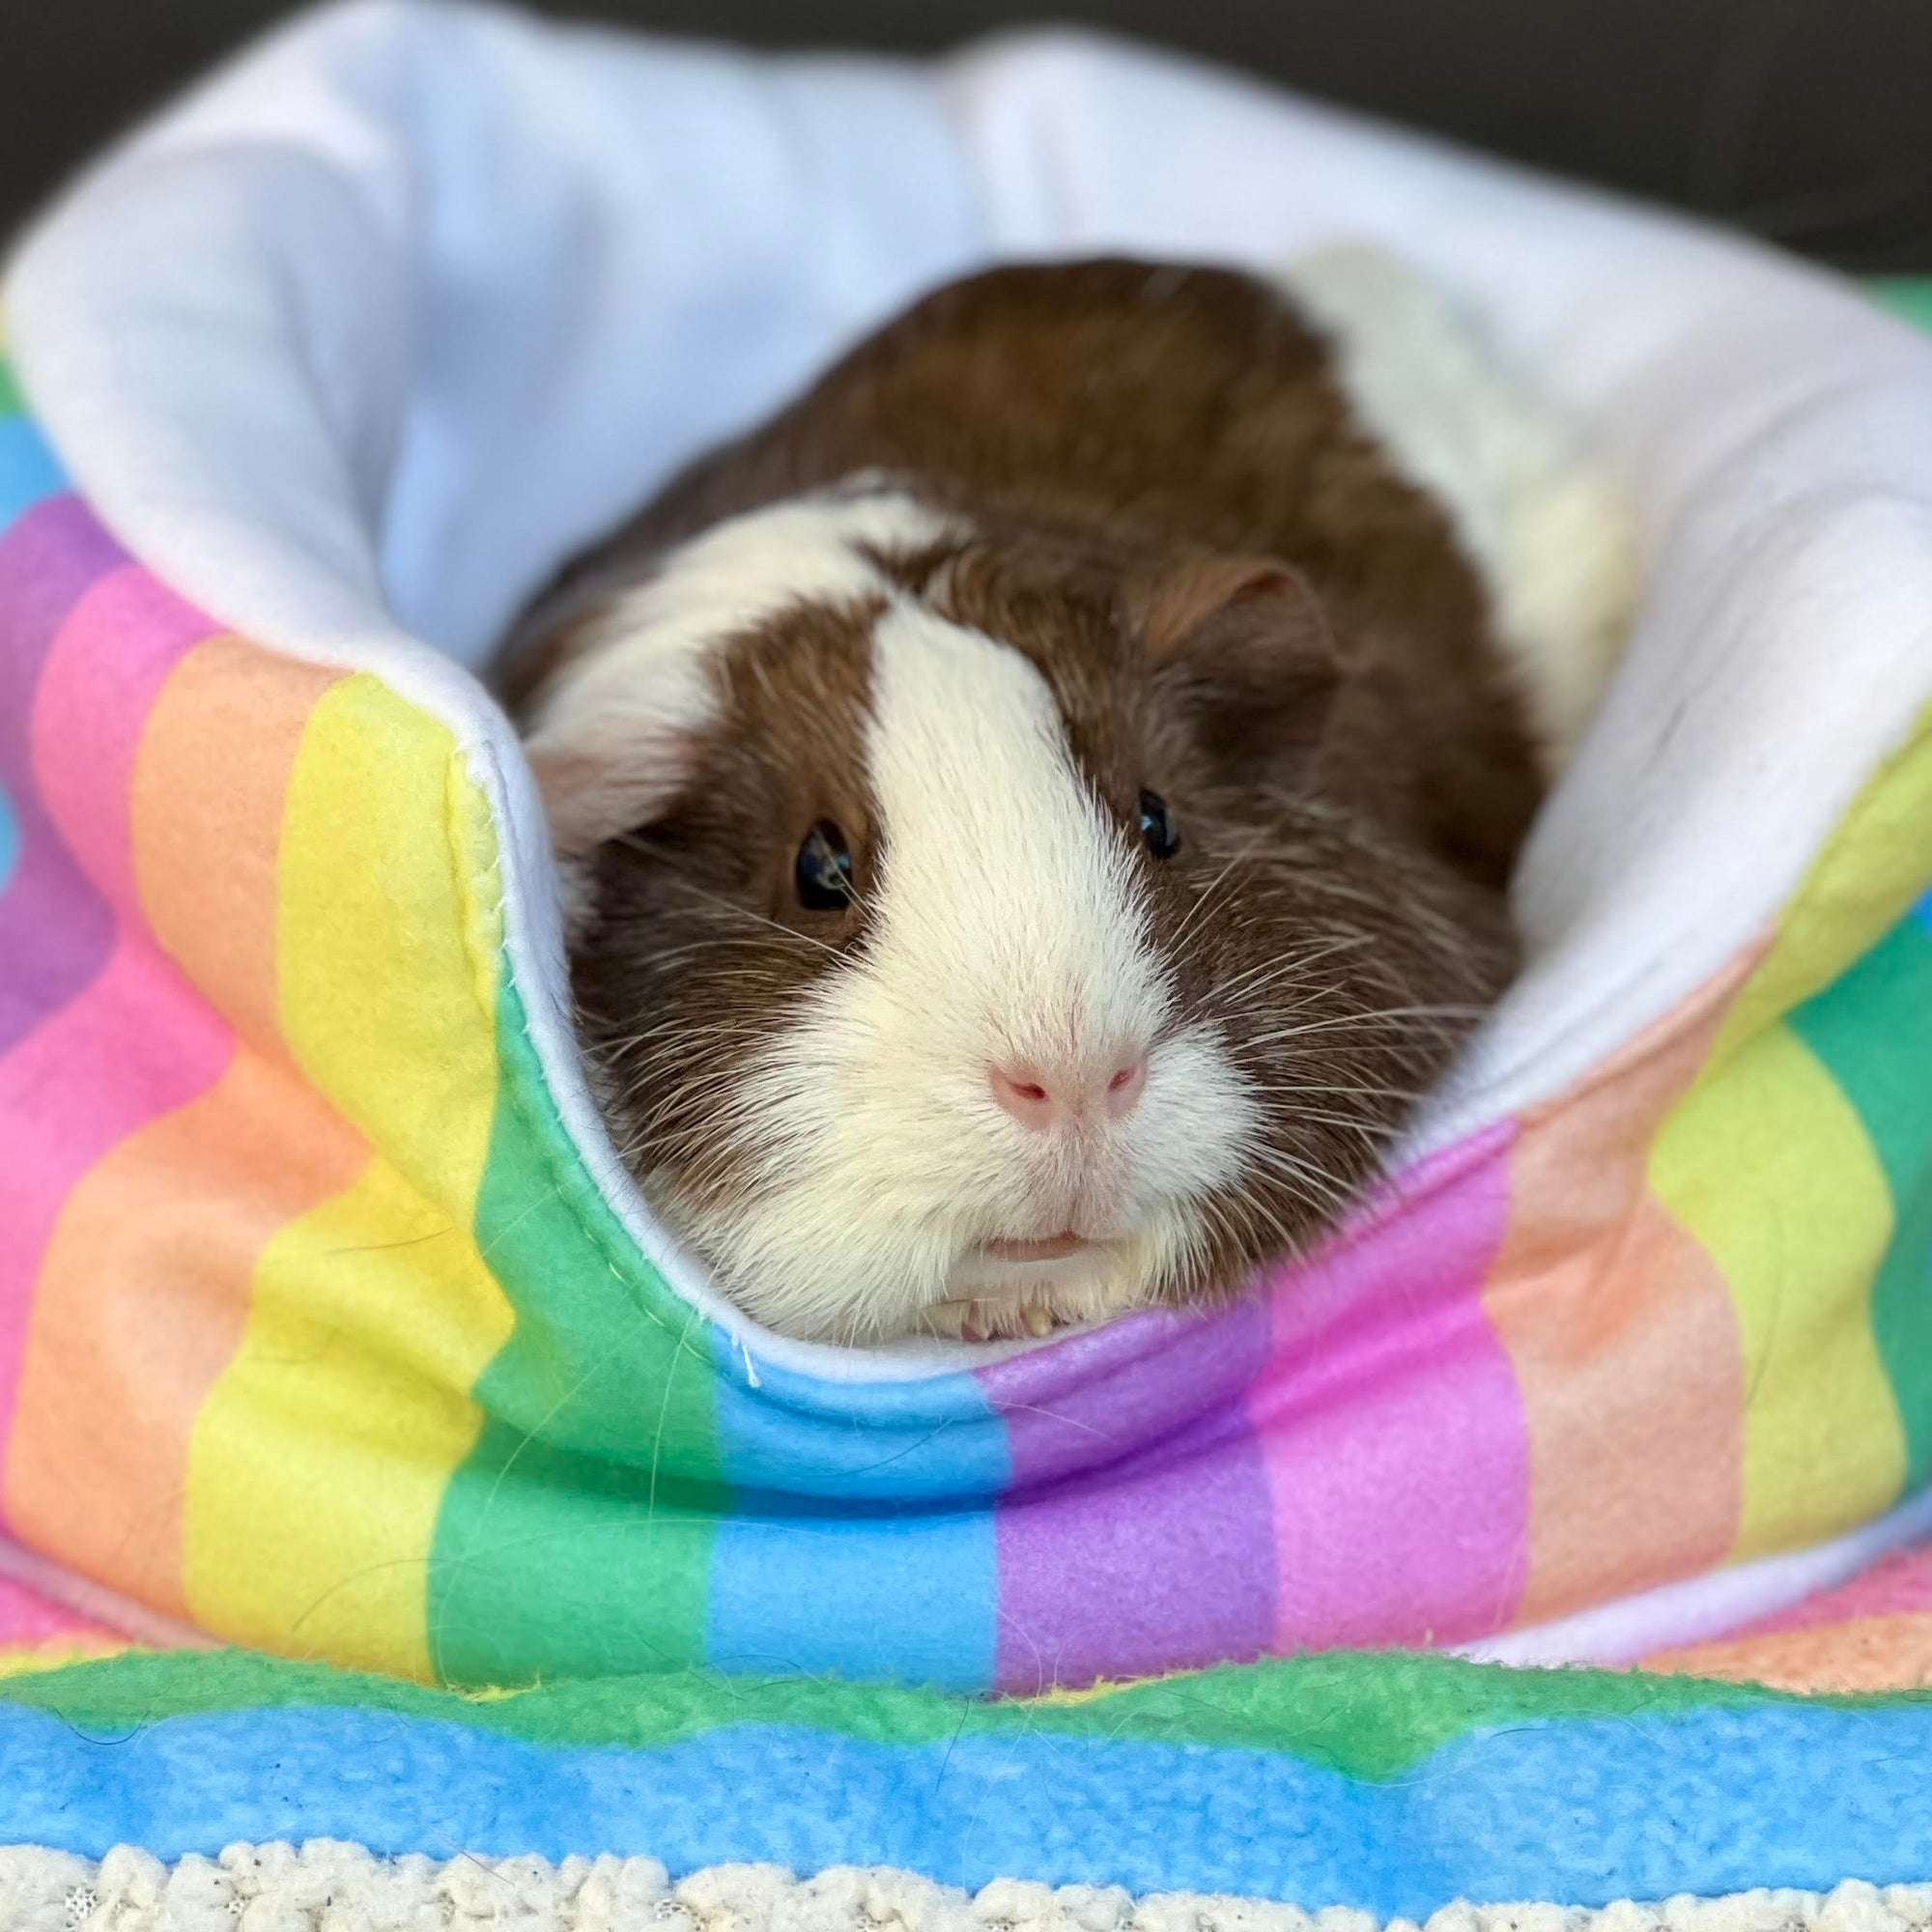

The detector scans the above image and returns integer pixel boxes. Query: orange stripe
[1483,952,1757,1627]
[5,639,364,1617]
[1643,1611,1932,1694]
[130,638,336,1060]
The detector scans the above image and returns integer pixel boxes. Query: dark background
[8,0,1931,271]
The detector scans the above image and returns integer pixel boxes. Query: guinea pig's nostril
[991,1056,1146,1129]
[989,1065,1059,1131]
[1105,1052,1149,1121]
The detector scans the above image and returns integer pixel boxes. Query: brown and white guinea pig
[498,244,1635,1346]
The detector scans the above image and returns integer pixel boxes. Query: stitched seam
[439,742,696,1353]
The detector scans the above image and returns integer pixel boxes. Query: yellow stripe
[184,676,515,1678]
[1710,702,1932,1065]
[1650,1022,1903,1562]
[0,1645,135,1681]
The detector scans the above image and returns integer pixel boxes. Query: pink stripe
[32,566,215,915]
[0,1527,205,1650]
[0,1573,114,1648]
[0,566,231,1461]
[1725,1539,1932,1639]
[0,497,125,1059]
[1251,1122,1531,1649]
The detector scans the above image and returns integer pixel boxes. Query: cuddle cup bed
[6,0,1932,1913]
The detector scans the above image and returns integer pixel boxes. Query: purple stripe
[992,1393,1275,1692]
[990,1294,1275,1690]
[980,1293,1274,1489]
[0,497,124,1058]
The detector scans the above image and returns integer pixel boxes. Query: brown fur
[571,600,882,1215]
[506,258,1544,1325]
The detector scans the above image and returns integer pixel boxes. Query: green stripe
[1790,915,1932,1200]
[1871,1183,1932,1490]
[426,974,724,1688]
[0,358,19,417]
[1869,277,1932,335]
[1789,911,1932,1484]
[0,1646,1854,1782]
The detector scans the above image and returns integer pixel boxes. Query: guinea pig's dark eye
[795,819,855,910]
[1139,789,1180,860]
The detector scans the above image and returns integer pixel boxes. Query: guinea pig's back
[524,256,1632,890]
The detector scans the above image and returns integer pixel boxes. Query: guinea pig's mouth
[925,1227,1152,1344]
[981,1232,1089,1263]
[945,1230,1127,1297]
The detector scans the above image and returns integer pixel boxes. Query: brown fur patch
[538,260,1542,885]
[508,258,1545,1321]
[571,598,881,1212]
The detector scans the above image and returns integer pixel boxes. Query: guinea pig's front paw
[923,1298,1065,1344]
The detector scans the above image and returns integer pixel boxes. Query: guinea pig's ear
[523,726,702,858]
[1132,556,1340,785]
[518,631,718,860]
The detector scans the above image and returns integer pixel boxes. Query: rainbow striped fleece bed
[6,0,1932,1912]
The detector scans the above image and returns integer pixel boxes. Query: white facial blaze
[866,602,1166,1103]
[708,597,1258,1345]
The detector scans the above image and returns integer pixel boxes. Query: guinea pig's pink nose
[989,1052,1148,1130]
[1104,1051,1148,1120]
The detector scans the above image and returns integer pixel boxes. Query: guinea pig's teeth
[1023,1304,1055,1337]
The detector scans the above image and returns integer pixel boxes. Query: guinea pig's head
[517,484,1515,1344]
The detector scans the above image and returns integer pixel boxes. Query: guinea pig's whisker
[598,1010,770,1046]
[1284,1109,1406,1142]
[1221,1187,1298,1261]
[1211,966,1338,1012]
[1214,935,1392,1000]
[1295,870,1419,916]
[655,878,846,956]
[1219,977,1357,1024]
[1243,1156,1357,1223]
[624,1070,769,1123]
[599,1029,772,1072]
[1245,1081,1422,1103]
[618,1088,767,1152]
[1169,838,1273,952]
[1211,935,1375,1005]
[1248,1139,1361,1192]
[1243,1002,1486,1049]
[620,936,821,972]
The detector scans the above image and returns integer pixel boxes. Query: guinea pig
[500,245,1635,1346]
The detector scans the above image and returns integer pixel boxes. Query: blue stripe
[0,780,16,897]
[706,1506,998,1690]
[5,1704,1932,1913]
[705,1340,1007,1690]
[710,1337,1010,1499]
[0,416,65,532]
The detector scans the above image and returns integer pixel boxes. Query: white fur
[521,485,958,858]
[1280,242,1639,774]
[684,597,1257,1343]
